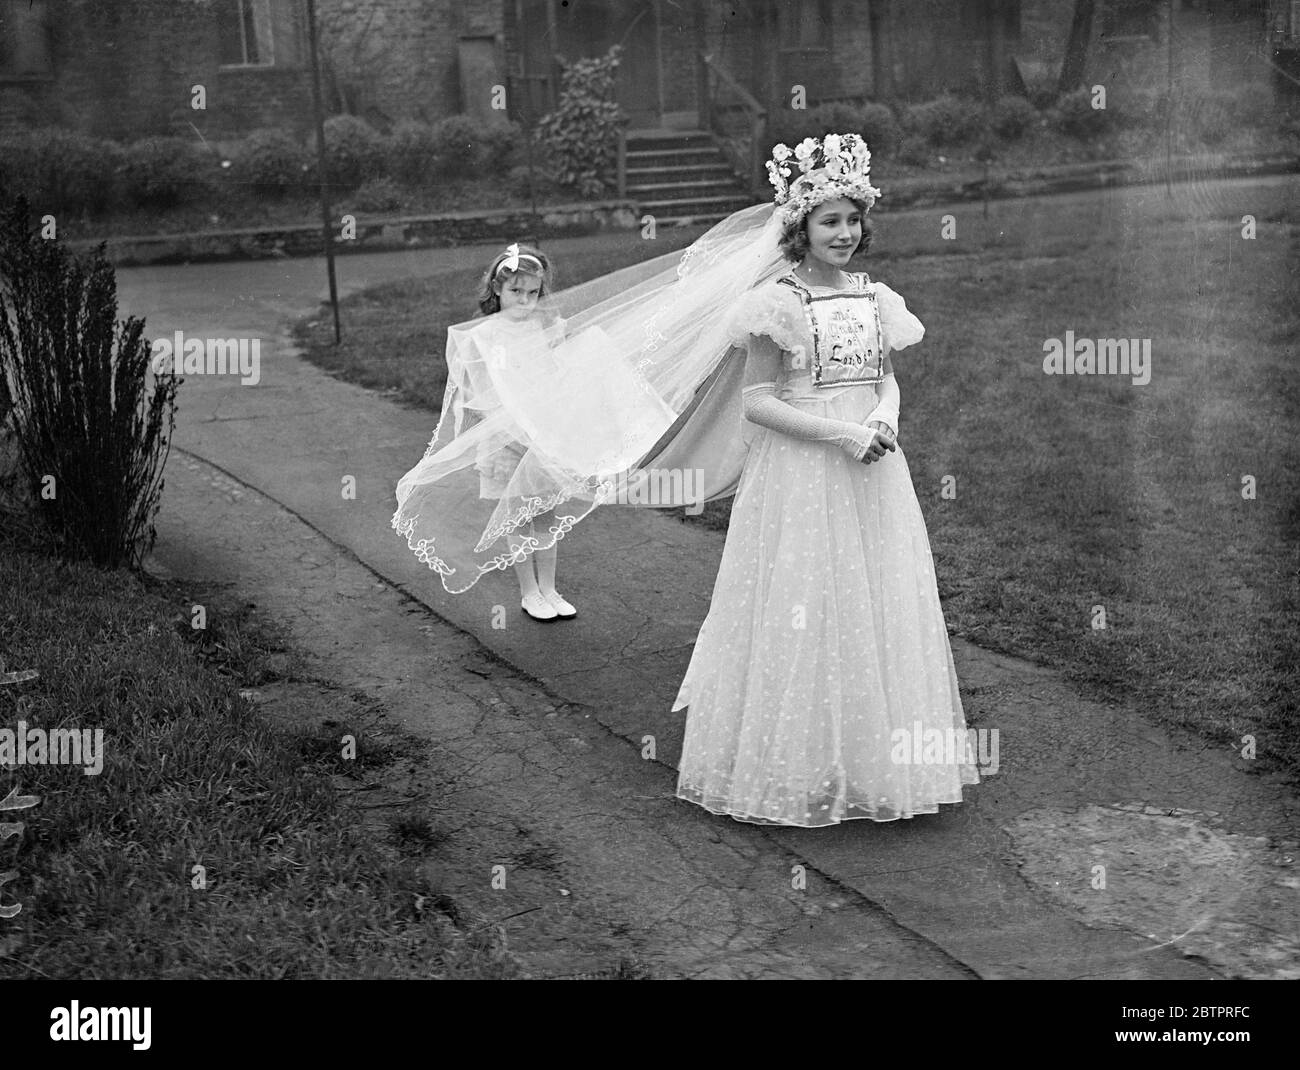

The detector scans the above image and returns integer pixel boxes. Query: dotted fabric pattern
[675,282,975,827]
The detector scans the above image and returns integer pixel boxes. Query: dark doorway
[514,0,663,126]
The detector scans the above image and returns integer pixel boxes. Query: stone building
[0,0,1284,142]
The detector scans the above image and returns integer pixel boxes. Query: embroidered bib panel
[776,273,886,388]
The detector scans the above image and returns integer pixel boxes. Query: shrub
[319,114,386,191]
[1181,91,1237,148]
[1052,87,1112,138]
[506,161,564,202]
[769,101,862,146]
[0,195,178,568]
[0,131,39,212]
[234,128,309,198]
[428,114,484,175]
[769,101,902,156]
[386,117,520,188]
[480,121,523,171]
[0,128,121,216]
[120,136,216,209]
[536,45,624,199]
[386,120,440,185]
[857,102,902,156]
[991,95,1037,140]
[352,176,404,213]
[1120,88,1170,131]
[896,135,931,167]
[902,94,985,146]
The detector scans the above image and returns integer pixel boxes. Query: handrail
[700,51,767,118]
[698,51,768,193]
[616,119,628,198]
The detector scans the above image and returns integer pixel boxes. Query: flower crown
[766,132,881,226]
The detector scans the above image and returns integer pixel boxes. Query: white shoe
[542,589,577,619]
[521,591,559,621]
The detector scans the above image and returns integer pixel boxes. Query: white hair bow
[495,243,543,277]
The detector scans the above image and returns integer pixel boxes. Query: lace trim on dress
[723,283,804,353]
[873,281,925,352]
[722,276,925,356]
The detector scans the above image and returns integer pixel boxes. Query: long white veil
[392,202,787,593]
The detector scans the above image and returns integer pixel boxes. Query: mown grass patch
[0,545,519,978]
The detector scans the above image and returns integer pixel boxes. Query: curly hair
[476,242,552,315]
[778,198,874,263]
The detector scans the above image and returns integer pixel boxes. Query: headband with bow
[495,243,545,278]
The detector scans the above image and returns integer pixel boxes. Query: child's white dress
[673,272,979,826]
[394,307,680,591]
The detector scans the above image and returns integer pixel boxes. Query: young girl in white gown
[392,133,980,828]
[672,133,980,826]
[393,243,583,620]
[468,244,579,622]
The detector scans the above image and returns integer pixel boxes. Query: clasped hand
[860,420,896,464]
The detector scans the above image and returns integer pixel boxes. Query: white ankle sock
[536,545,558,596]
[515,558,540,598]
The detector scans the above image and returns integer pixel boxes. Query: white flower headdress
[766,132,881,226]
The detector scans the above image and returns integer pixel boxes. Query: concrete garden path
[124,180,1300,979]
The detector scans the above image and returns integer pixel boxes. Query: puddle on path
[1005,803,1300,979]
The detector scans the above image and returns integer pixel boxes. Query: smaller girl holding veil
[468,244,577,622]
[394,243,580,621]
[392,239,678,613]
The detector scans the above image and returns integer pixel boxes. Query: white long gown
[673,273,980,826]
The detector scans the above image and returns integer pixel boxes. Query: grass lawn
[0,529,519,978]
[295,177,1300,784]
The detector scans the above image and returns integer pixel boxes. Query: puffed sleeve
[725,282,803,352]
[873,281,925,353]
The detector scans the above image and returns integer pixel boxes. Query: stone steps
[625,129,755,227]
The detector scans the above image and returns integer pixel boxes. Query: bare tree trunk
[1057,0,1096,96]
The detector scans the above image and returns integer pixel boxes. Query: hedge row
[0,115,527,216]
[1,83,1283,217]
[768,83,1280,155]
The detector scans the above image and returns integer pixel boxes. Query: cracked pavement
[122,188,1299,979]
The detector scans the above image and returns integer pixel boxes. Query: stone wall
[317,0,504,126]
[1019,0,1272,97]
[0,0,505,142]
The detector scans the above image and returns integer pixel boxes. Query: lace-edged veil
[392,202,788,593]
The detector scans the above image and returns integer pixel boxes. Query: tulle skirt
[674,386,980,826]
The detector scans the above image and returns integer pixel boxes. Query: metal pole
[1166,0,1173,199]
[524,86,538,219]
[305,0,341,345]
[984,1,995,220]
[618,125,627,199]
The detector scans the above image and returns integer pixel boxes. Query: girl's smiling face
[496,272,543,319]
[804,198,862,268]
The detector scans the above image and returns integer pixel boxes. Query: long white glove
[742,381,889,461]
[863,372,900,438]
